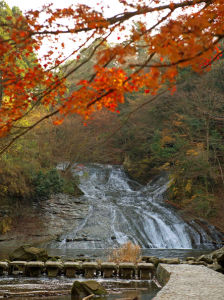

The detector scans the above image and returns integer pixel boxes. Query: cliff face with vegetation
[1,58,224,235]
[123,60,224,233]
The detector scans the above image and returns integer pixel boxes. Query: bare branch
[0,109,59,155]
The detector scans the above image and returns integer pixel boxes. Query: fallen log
[3,289,70,298]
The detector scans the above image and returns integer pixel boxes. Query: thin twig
[82,294,94,300]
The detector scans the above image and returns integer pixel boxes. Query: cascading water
[53,164,223,249]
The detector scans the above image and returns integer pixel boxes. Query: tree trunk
[0,70,3,106]
[205,116,210,194]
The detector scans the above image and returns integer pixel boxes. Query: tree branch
[25,0,211,37]
[0,109,59,155]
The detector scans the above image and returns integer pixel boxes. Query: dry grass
[108,241,142,264]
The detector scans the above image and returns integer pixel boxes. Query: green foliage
[191,191,216,218]
[0,2,36,71]
[150,131,184,161]
[0,109,78,202]
[31,169,64,199]
[62,176,83,196]
[62,178,75,195]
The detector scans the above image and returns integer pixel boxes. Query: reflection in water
[46,247,214,260]
[0,247,217,261]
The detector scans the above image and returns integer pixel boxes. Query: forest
[0,0,224,235]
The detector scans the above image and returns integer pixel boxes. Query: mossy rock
[83,281,106,295]
[73,184,84,197]
[207,262,224,273]
[47,256,62,261]
[123,156,159,184]
[9,245,49,261]
[142,256,159,266]
[71,280,107,300]
[159,258,180,264]
[197,254,213,264]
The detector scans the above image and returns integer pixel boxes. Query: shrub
[108,241,141,264]
[31,168,64,199]
[0,216,12,234]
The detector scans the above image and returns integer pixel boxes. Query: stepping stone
[119,263,136,279]
[64,262,81,277]
[25,261,45,276]
[45,261,63,277]
[9,261,27,275]
[82,262,98,278]
[101,262,117,278]
[137,263,155,280]
[0,262,8,275]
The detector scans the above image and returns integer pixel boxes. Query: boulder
[187,261,207,266]
[217,255,224,268]
[9,245,48,261]
[142,256,159,266]
[123,156,156,184]
[71,280,107,300]
[211,246,224,268]
[207,262,223,273]
[159,258,180,264]
[186,257,196,261]
[197,254,213,264]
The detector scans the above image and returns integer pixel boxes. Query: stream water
[0,276,159,300]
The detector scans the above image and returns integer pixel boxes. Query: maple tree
[0,0,224,153]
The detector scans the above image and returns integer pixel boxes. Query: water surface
[0,276,159,300]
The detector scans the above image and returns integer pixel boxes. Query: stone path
[154,264,224,300]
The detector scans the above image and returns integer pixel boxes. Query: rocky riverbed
[0,245,223,300]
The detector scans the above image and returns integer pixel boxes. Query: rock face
[0,194,89,251]
[195,247,224,272]
[71,280,107,300]
[123,155,157,184]
[9,245,49,261]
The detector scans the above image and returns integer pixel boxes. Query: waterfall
[55,164,223,249]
